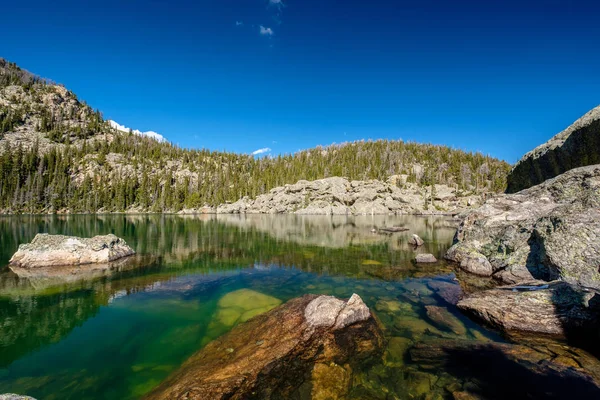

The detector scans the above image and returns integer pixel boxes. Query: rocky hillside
[506,105,600,193]
[215,176,485,215]
[0,58,510,214]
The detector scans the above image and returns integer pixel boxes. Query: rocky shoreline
[211,176,486,216]
[444,105,600,345]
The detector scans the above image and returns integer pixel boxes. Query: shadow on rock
[410,339,600,399]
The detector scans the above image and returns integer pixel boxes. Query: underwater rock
[457,281,600,337]
[144,294,384,400]
[203,289,282,343]
[0,395,37,400]
[410,338,600,398]
[427,280,463,305]
[9,234,135,268]
[425,306,468,336]
[383,336,413,367]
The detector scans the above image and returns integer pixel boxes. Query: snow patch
[109,120,166,142]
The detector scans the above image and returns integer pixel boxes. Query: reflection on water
[0,215,596,399]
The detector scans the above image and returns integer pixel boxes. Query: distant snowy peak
[108,120,166,142]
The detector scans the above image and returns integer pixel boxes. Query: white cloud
[252,147,272,155]
[260,26,274,35]
[236,21,243,26]
[108,120,166,142]
[269,0,283,4]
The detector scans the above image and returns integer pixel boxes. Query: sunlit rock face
[144,294,383,400]
[216,176,483,216]
[446,165,600,289]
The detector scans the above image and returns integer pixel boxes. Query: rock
[409,338,600,398]
[446,165,600,288]
[459,255,493,276]
[507,105,600,193]
[0,396,37,400]
[427,280,463,305]
[415,254,437,263]
[425,306,467,335]
[409,234,424,247]
[202,289,283,344]
[378,226,409,233]
[216,176,483,215]
[144,294,383,400]
[383,336,413,367]
[9,234,135,268]
[457,281,600,338]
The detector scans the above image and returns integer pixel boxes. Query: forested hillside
[0,58,511,213]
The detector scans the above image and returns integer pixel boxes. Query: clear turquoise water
[0,214,501,399]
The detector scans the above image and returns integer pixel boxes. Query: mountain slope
[0,58,510,214]
[506,105,600,193]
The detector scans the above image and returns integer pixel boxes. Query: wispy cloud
[235,21,243,26]
[259,25,274,36]
[108,120,166,142]
[252,147,272,155]
[269,0,283,5]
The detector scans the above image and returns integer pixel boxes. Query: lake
[0,214,593,399]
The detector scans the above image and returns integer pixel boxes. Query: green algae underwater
[0,214,591,399]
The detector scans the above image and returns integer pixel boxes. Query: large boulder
[445,165,600,288]
[9,234,135,268]
[507,105,600,193]
[144,294,383,400]
[457,281,600,337]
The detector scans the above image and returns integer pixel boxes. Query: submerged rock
[144,294,383,400]
[9,234,135,268]
[425,306,467,336]
[507,105,600,193]
[446,165,600,288]
[0,395,37,400]
[457,281,600,337]
[415,254,437,263]
[427,280,463,306]
[409,338,600,398]
[202,289,282,345]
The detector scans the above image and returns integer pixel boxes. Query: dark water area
[0,214,596,399]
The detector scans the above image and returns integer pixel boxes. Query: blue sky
[2,0,599,162]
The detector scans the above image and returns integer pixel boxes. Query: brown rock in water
[144,294,384,400]
[427,280,463,305]
[415,254,437,263]
[457,281,600,337]
[425,306,467,335]
[9,234,135,268]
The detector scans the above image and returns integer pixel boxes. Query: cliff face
[215,176,486,216]
[506,105,600,193]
